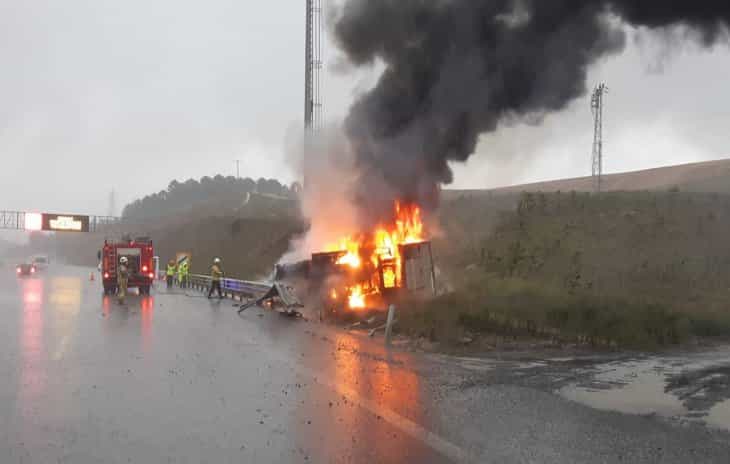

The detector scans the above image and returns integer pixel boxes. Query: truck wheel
[140,286,150,295]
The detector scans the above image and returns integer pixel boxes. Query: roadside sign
[176,252,191,267]
[41,213,90,232]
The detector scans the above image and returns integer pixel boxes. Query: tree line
[122,175,300,220]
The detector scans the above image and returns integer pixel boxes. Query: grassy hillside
[445,158,730,196]
[432,191,522,270]
[403,190,730,348]
[480,191,730,309]
[149,215,303,278]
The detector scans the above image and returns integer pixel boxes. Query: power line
[591,83,607,193]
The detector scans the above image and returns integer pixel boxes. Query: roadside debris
[236,282,303,315]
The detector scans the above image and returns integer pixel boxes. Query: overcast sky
[1,1,729,220]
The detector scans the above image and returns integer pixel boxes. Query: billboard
[41,213,90,232]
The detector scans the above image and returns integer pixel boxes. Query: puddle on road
[558,352,730,432]
[559,360,687,417]
[707,399,730,430]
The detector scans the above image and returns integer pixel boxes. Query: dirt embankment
[446,158,730,197]
[148,215,304,278]
[400,190,730,349]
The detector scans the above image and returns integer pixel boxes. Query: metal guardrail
[188,273,271,300]
[0,211,24,230]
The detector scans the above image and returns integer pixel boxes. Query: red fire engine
[99,236,155,295]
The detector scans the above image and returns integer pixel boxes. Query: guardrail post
[384,304,396,346]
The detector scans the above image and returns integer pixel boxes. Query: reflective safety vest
[118,264,129,282]
[166,264,176,276]
[178,262,189,277]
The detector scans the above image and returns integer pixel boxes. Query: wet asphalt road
[1,264,729,463]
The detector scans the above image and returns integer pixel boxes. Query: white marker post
[384,304,396,346]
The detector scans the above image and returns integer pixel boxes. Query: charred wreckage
[276,202,436,318]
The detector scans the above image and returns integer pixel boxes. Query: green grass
[397,275,730,349]
[416,190,730,349]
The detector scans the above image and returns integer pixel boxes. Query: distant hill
[445,158,730,197]
[122,175,299,221]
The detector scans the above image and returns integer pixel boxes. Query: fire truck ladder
[107,246,117,276]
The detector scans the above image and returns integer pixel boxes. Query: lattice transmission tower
[591,83,607,192]
[305,0,323,133]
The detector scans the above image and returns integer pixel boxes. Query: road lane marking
[52,335,70,361]
[315,371,473,463]
[171,291,475,461]
[263,348,474,464]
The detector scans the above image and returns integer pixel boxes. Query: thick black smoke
[333,0,730,223]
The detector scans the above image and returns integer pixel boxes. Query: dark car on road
[16,263,36,276]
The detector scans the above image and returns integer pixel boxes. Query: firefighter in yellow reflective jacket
[208,257,224,299]
[177,261,189,288]
[166,259,176,289]
[117,256,129,305]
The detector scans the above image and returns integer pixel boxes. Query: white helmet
[213,257,221,264]
[120,257,128,264]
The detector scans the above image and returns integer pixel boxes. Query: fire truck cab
[100,237,155,295]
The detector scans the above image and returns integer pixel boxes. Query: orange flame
[382,266,396,289]
[348,285,366,309]
[326,237,362,269]
[325,201,425,310]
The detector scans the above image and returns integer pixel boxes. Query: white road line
[263,347,475,464]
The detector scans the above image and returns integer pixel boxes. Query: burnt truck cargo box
[399,241,436,296]
[274,260,310,280]
[310,250,347,279]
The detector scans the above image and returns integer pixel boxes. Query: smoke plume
[281,125,362,262]
[333,0,730,220]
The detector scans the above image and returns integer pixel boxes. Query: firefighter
[178,260,189,288]
[166,259,176,289]
[117,256,129,304]
[208,257,224,299]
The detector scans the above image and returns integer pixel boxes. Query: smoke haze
[332,0,730,221]
[280,126,361,262]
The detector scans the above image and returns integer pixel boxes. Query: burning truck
[306,202,436,315]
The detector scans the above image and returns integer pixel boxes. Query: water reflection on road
[49,276,82,360]
[101,293,156,351]
[18,277,45,421]
[140,295,154,350]
[316,333,429,462]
